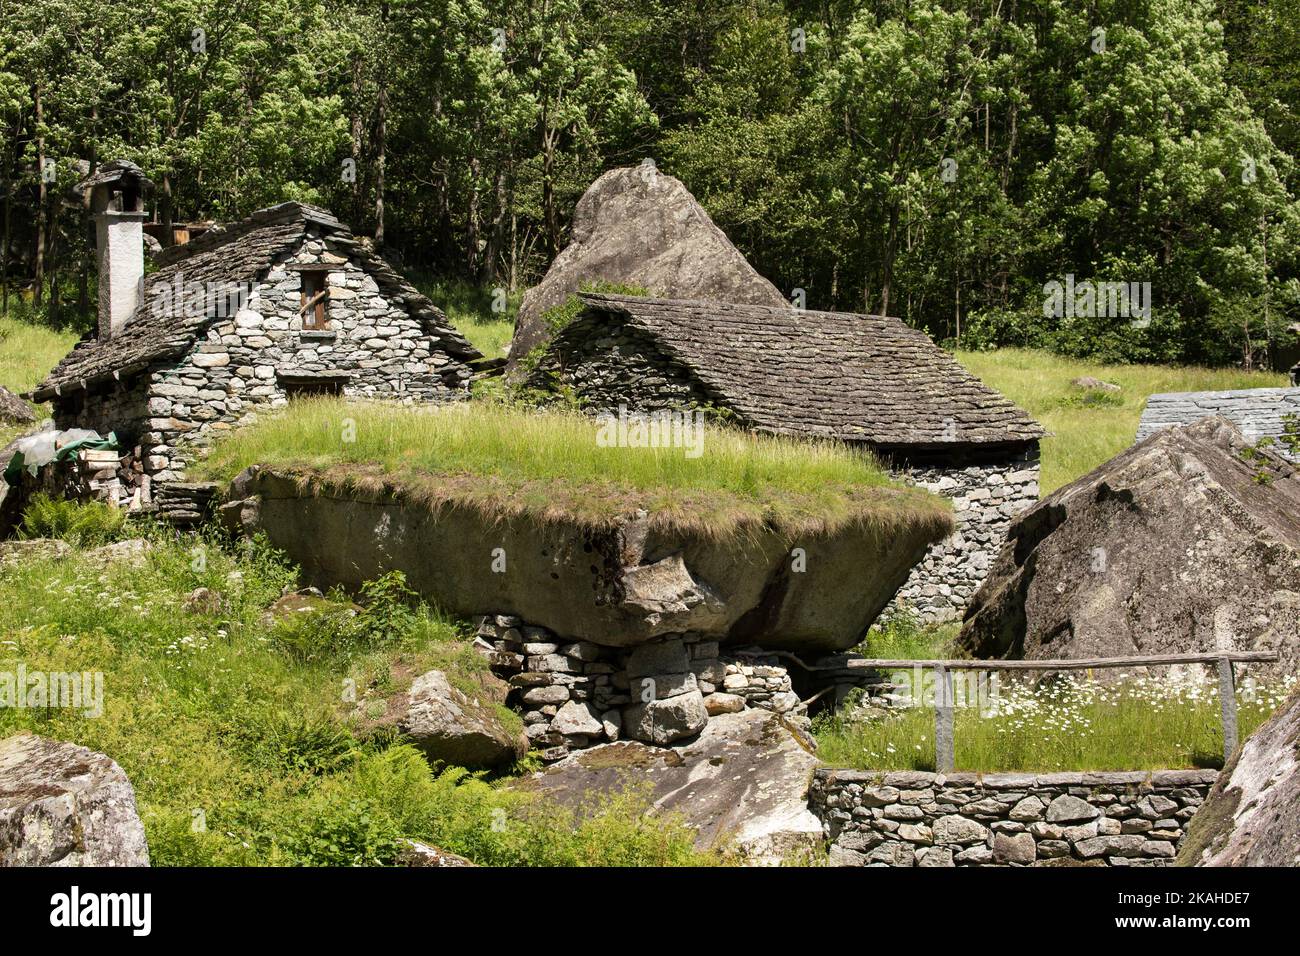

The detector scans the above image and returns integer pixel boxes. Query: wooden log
[1218,657,1239,763]
[838,651,1278,672]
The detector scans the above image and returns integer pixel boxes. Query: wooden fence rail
[841,650,1279,772]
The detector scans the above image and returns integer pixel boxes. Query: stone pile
[150,481,220,526]
[811,769,1217,867]
[476,615,800,760]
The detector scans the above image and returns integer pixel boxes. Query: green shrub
[21,493,127,546]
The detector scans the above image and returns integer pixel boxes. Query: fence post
[1217,656,1238,764]
[934,663,955,773]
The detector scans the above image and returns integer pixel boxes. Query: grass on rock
[198,398,949,540]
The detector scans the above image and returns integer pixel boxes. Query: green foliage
[20,493,127,546]
[4,0,1299,367]
[0,532,716,867]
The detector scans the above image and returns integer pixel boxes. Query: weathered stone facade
[811,768,1217,867]
[888,449,1041,623]
[537,320,1041,623]
[43,210,479,503]
[477,615,801,761]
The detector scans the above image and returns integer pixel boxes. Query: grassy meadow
[0,312,78,445]
[954,348,1287,493]
[814,669,1296,772]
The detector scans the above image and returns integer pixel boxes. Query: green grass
[0,312,77,445]
[0,526,716,866]
[814,670,1296,772]
[413,277,517,359]
[197,398,948,540]
[954,348,1288,493]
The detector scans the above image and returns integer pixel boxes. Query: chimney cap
[77,159,154,196]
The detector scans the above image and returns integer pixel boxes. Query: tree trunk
[373,3,389,249]
[34,83,46,306]
[479,162,508,286]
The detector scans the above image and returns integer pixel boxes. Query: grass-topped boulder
[202,399,951,653]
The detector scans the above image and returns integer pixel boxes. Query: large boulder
[0,732,150,866]
[517,709,823,864]
[225,466,948,654]
[398,669,528,769]
[0,386,36,425]
[1178,691,1300,866]
[505,166,787,373]
[958,417,1300,675]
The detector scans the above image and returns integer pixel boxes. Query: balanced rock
[958,417,1300,675]
[1178,691,1300,866]
[505,165,786,372]
[399,670,527,769]
[519,709,822,864]
[0,732,150,866]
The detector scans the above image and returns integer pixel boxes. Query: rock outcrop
[505,165,786,373]
[0,732,150,866]
[224,466,947,654]
[398,669,528,769]
[1178,691,1300,866]
[0,386,35,425]
[958,417,1300,675]
[518,708,822,864]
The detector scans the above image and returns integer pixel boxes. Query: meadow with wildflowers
[814,668,1296,772]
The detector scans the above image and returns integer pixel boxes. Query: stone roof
[77,158,154,194]
[31,201,481,402]
[551,294,1044,449]
[1137,388,1300,460]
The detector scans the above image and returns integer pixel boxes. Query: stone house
[29,162,482,506]
[529,292,1046,622]
[1137,387,1300,462]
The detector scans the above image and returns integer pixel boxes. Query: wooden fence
[842,651,1279,772]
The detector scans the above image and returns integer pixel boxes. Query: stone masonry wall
[477,615,801,762]
[888,448,1040,623]
[544,328,1041,625]
[543,322,713,414]
[810,768,1218,867]
[55,233,473,493]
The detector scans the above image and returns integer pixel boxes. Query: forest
[1,0,1298,367]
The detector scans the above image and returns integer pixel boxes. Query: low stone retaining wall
[810,768,1218,867]
[477,615,800,761]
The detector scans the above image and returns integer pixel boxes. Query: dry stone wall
[142,237,469,485]
[538,329,1039,624]
[477,615,800,761]
[888,451,1040,623]
[811,768,1217,867]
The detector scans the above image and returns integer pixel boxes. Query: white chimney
[82,160,153,340]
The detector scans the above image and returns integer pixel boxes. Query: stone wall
[887,449,1040,623]
[541,322,713,413]
[810,768,1218,867]
[477,615,800,761]
[56,234,472,489]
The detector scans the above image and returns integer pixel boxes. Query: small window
[299,272,328,330]
[283,378,344,400]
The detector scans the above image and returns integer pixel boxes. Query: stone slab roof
[31,201,480,402]
[558,294,1044,449]
[1137,388,1300,460]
